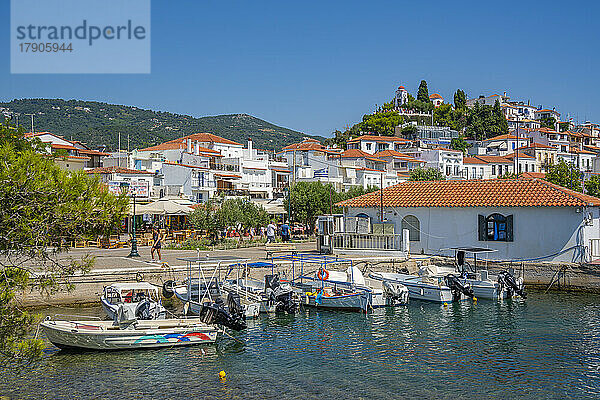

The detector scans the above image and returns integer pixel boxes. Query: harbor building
[336,179,600,263]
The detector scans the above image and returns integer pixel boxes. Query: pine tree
[454,89,466,110]
[417,80,430,103]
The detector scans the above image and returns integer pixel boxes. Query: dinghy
[101,282,167,321]
[40,316,219,351]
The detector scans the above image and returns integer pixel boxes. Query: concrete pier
[14,243,600,307]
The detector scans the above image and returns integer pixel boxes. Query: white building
[337,179,600,263]
[346,135,411,155]
[85,166,155,200]
[409,147,464,179]
[393,85,409,108]
[482,133,530,156]
[25,131,108,170]
[429,93,444,108]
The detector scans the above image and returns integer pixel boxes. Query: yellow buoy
[443,302,448,307]
[473,297,478,302]
[219,370,226,379]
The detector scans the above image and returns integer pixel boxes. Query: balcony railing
[331,233,403,251]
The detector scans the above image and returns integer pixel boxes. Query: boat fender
[317,268,329,280]
[162,280,175,298]
[219,371,226,380]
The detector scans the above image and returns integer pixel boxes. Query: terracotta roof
[504,151,535,159]
[77,148,111,156]
[281,139,325,152]
[484,134,521,142]
[50,143,79,151]
[537,127,559,134]
[336,179,600,208]
[214,173,241,178]
[340,149,385,163]
[347,135,410,143]
[398,86,405,90]
[536,109,560,114]
[429,93,443,100]
[463,157,488,165]
[63,155,90,160]
[357,167,386,173]
[271,168,291,173]
[140,133,241,152]
[520,172,546,179]
[570,148,595,155]
[86,166,154,175]
[516,142,555,150]
[374,150,425,162]
[583,145,600,152]
[468,155,512,164]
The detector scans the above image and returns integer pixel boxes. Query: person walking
[266,221,277,243]
[151,227,163,262]
[281,221,290,242]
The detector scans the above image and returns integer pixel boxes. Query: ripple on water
[3,291,600,399]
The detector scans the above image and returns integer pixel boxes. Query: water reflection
[3,291,600,399]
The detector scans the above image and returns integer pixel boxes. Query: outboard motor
[498,271,527,299]
[197,296,247,331]
[135,299,152,320]
[382,280,409,305]
[265,274,297,314]
[444,274,474,301]
[162,280,175,298]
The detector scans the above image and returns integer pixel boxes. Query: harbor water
[3,291,600,399]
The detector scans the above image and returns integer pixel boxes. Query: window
[366,143,372,151]
[478,213,513,242]
[401,215,420,241]
[492,165,496,175]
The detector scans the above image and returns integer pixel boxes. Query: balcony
[330,233,403,251]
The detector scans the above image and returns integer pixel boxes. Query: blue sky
[1,0,598,137]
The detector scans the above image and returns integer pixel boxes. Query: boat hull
[301,292,368,312]
[371,273,459,303]
[41,319,218,351]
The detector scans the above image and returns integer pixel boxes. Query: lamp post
[127,182,141,258]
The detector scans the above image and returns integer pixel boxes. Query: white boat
[101,282,167,320]
[221,275,298,314]
[300,265,408,311]
[443,247,527,300]
[370,271,455,303]
[41,316,219,351]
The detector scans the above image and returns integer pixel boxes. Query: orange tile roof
[77,148,111,156]
[472,155,512,164]
[140,133,241,152]
[430,147,462,153]
[341,148,385,162]
[50,143,79,151]
[504,151,535,159]
[483,134,522,141]
[463,157,488,165]
[584,145,600,152]
[281,139,326,152]
[347,135,410,143]
[374,150,425,162]
[516,142,555,150]
[86,166,154,175]
[336,179,600,208]
[429,93,443,100]
[520,172,546,179]
[570,148,595,155]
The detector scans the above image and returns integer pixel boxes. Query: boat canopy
[108,282,160,292]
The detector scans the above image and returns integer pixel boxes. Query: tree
[540,117,556,129]
[454,89,467,110]
[409,167,446,181]
[417,80,430,103]
[545,159,582,192]
[189,197,269,240]
[559,122,570,132]
[283,182,377,227]
[450,136,471,154]
[359,111,403,136]
[585,175,600,197]
[0,124,128,369]
[465,100,508,140]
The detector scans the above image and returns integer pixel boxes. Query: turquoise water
[3,291,600,399]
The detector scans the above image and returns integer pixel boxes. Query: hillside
[0,99,321,151]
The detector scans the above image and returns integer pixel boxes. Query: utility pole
[25,114,34,133]
[380,172,384,223]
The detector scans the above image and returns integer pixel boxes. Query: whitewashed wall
[345,206,599,263]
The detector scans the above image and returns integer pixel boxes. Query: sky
[1,0,599,137]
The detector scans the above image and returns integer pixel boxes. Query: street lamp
[127,181,143,258]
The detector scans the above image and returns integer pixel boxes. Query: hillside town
[22,84,600,208]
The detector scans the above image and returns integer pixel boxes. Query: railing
[331,233,403,251]
[590,238,600,260]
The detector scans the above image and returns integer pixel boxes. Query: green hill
[0,98,320,151]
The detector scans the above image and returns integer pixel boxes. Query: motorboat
[443,247,527,300]
[299,265,409,311]
[221,274,298,314]
[40,316,219,351]
[101,282,167,321]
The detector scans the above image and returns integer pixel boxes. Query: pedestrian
[281,221,290,242]
[151,227,163,262]
[266,220,277,243]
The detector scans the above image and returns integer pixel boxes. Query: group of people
[265,220,291,243]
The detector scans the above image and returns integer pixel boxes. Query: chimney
[187,138,192,153]
[195,141,200,155]
[247,137,253,155]
[503,91,507,97]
